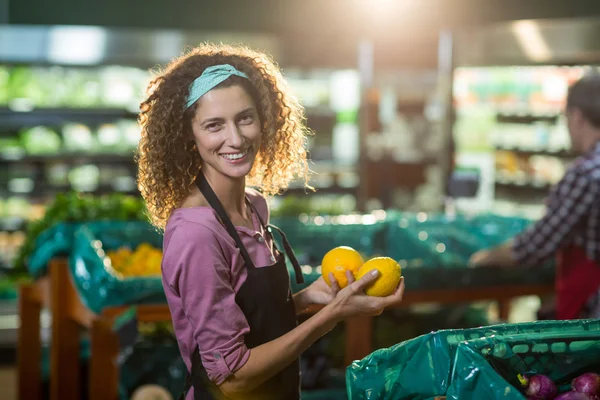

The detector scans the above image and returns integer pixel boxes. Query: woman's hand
[304,274,341,306]
[293,273,341,313]
[326,269,405,322]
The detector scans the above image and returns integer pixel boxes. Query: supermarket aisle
[0,367,16,400]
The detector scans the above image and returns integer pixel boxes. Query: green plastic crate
[69,221,165,313]
[447,330,600,399]
[346,319,600,400]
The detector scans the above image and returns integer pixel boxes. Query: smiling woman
[136,43,405,400]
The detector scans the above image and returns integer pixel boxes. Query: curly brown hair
[136,43,313,229]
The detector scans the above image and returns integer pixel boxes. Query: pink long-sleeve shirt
[161,189,279,388]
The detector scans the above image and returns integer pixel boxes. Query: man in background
[470,74,600,320]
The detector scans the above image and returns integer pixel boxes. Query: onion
[572,373,600,396]
[519,374,558,400]
[554,392,593,400]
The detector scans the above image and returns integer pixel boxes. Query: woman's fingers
[349,269,379,293]
[328,272,341,294]
[381,277,405,307]
[345,269,356,285]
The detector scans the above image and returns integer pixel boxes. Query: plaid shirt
[513,141,600,265]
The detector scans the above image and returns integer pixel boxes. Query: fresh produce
[516,372,600,400]
[572,373,600,397]
[13,192,147,275]
[321,246,363,289]
[20,126,62,154]
[554,392,593,400]
[355,257,402,297]
[518,374,557,400]
[106,243,162,278]
[270,195,353,218]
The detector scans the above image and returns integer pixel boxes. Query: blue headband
[184,64,250,110]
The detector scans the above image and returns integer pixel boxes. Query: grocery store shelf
[495,181,552,196]
[283,185,358,196]
[494,147,575,158]
[0,106,138,131]
[304,106,336,117]
[496,112,559,124]
[0,152,135,164]
[2,184,139,199]
[44,184,139,196]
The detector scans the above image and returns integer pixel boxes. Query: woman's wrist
[321,302,343,326]
[293,289,312,313]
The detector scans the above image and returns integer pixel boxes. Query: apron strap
[195,171,255,269]
[268,224,305,285]
[245,200,304,285]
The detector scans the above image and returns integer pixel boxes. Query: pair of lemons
[321,246,402,297]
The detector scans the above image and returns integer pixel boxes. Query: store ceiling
[9,0,600,33]
[6,0,600,69]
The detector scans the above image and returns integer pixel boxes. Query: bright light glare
[48,26,107,65]
[511,20,552,62]
[354,0,395,5]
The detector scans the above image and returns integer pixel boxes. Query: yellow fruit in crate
[355,257,402,297]
[106,247,132,272]
[321,246,364,289]
[106,243,163,278]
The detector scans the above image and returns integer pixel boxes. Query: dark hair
[567,73,600,129]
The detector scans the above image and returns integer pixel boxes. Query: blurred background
[2,1,600,399]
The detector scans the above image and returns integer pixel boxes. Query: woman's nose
[225,123,244,147]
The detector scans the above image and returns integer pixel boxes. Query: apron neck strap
[195,171,255,269]
[246,200,304,285]
[268,224,304,285]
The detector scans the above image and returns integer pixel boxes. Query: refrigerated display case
[449,18,600,219]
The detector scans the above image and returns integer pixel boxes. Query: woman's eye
[205,123,221,131]
[239,114,254,124]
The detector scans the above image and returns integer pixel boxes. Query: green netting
[346,319,600,400]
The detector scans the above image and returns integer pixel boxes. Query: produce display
[347,319,600,400]
[451,66,591,219]
[68,221,164,313]
[519,373,600,400]
[571,373,600,398]
[520,374,558,399]
[555,393,596,400]
[0,65,149,109]
[106,243,162,279]
[4,121,141,157]
[14,192,147,276]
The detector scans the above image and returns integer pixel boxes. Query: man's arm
[471,167,596,266]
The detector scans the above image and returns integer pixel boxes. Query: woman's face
[190,84,262,181]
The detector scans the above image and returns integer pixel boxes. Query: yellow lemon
[321,246,364,289]
[355,257,402,297]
